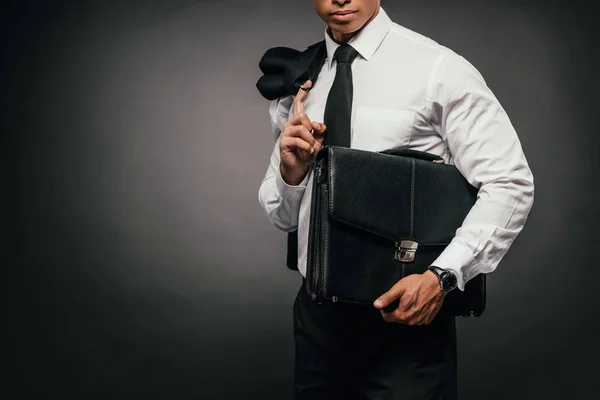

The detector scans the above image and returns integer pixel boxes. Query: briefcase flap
[320,146,479,246]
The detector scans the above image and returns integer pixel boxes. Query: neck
[329,29,355,44]
[329,6,380,44]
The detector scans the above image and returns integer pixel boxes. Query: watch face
[441,271,458,291]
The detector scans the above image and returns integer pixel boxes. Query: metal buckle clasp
[395,240,418,262]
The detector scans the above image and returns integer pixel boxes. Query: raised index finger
[293,79,312,116]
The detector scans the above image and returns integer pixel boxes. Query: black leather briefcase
[305,145,486,317]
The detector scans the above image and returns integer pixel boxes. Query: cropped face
[312,0,380,43]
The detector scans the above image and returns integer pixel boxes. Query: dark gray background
[5,0,599,399]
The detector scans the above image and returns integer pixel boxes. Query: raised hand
[279,80,327,185]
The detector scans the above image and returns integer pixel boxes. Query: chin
[329,20,363,34]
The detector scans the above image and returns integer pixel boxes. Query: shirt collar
[323,6,393,69]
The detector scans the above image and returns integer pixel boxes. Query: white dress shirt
[257,7,534,291]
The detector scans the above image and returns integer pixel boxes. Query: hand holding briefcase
[305,145,486,317]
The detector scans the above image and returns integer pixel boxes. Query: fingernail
[374,299,383,308]
[310,147,314,154]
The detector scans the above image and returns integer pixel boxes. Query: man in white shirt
[257,1,534,399]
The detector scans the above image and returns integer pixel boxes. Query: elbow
[511,165,535,213]
[522,165,535,211]
[267,209,298,232]
[273,220,298,233]
[509,165,535,222]
[477,163,535,217]
[257,184,298,233]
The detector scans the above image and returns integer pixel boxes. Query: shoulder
[387,22,441,52]
[385,22,485,85]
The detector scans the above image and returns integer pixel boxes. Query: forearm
[432,169,535,290]
[280,162,309,186]
[258,137,311,232]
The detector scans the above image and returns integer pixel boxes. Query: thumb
[373,282,407,309]
[312,121,326,133]
[311,122,327,149]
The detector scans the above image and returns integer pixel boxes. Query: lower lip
[331,12,356,22]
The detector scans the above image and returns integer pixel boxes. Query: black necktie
[323,44,360,148]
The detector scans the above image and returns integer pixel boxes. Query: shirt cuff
[275,164,311,199]
[430,241,476,292]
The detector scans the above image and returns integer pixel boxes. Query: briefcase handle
[378,146,445,163]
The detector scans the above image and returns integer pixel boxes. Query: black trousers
[293,279,458,400]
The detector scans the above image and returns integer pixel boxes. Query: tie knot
[334,44,359,64]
